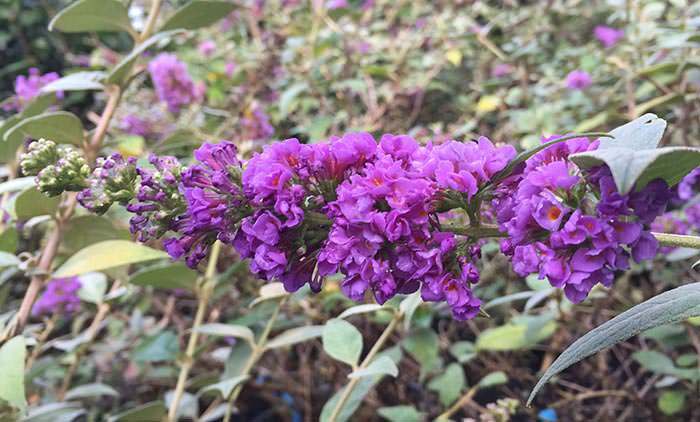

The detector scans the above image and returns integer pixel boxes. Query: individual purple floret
[594,25,624,48]
[148,53,205,113]
[78,153,138,214]
[3,68,62,112]
[565,70,592,90]
[32,276,82,317]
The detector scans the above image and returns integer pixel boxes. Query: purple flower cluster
[495,137,672,303]
[3,68,62,112]
[32,277,81,317]
[594,25,624,48]
[565,70,592,90]
[120,114,154,138]
[78,153,137,214]
[148,53,204,113]
[241,105,274,142]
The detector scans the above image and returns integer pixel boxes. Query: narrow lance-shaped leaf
[160,0,238,31]
[49,0,134,35]
[40,71,106,93]
[528,282,700,405]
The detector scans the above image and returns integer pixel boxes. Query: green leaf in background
[40,71,106,93]
[108,401,166,422]
[476,315,556,351]
[250,282,289,307]
[198,375,249,398]
[133,331,179,363]
[279,82,308,118]
[0,336,26,412]
[62,215,129,255]
[54,240,168,277]
[528,282,700,405]
[49,0,134,35]
[107,30,185,85]
[21,94,57,118]
[0,228,18,253]
[477,371,508,388]
[658,390,686,415]
[377,405,425,422]
[196,323,255,345]
[76,272,108,304]
[23,402,85,422]
[338,304,384,319]
[0,251,20,268]
[633,350,700,380]
[0,177,36,196]
[0,116,23,163]
[65,383,119,400]
[4,111,84,145]
[129,262,198,291]
[402,327,439,376]
[265,325,324,349]
[322,318,363,367]
[400,292,422,331]
[449,341,477,364]
[348,356,398,379]
[160,0,238,31]
[427,363,465,406]
[14,187,60,219]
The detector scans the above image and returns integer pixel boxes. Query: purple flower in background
[3,68,62,112]
[225,61,237,78]
[198,40,216,57]
[491,63,514,78]
[148,53,204,113]
[241,105,274,141]
[120,114,153,137]
[594,25,624,48]
[32,277,82,317]
[326,0,348,9]
[565,70,592,90]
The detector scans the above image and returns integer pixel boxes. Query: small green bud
[20,138,59,176]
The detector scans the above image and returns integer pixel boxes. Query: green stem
[652,232,700,250]
[327,311,403,422]
[222,298,286,422]
[167,241,222,422]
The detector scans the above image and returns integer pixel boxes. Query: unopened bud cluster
[20,139,91,197]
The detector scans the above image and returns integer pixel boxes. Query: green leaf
[633,350,700,380]
[658,390,686,415]
[160,0,238,31]
[427,363,465,406]
[23,402,85,422]
[0,116,23,163]
[21,94,57,118]
[77,272,108,304]
[528,282,700,405]
[349,356,398,379]
[199,375,249,398]
[265,325,324,349]
[323,318,363,367]
[249,282,289,307]
[133,331,179,362]
[0,252,20,268]
[49,0,134,35]
[40,71,106,93]
[4,111,84,145]
[0,336,26,411]
[0,177,36,195]
[400,292,422,331]
[129,262,198,291]
[477,371,508,388]
[14,187,60,219]
[600,113,667,150]
[108,401,166,422]
[476,315,556,351]
[54,240,168,277]
[196,323,255,345]
[449,341,476,364]
[377,406,425,422]
[402,328,439,374]
[279,83,308,118]
[65,383,119,400]
[62,215,129,255]
[338,304,384,319]
[107,30,184,85]
[0,228,18,253]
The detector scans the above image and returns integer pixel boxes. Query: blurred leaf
[476,315,556,351]
[23,402,85,422]
[107,401,166,422]
[427,363,465,406]
[400,292,422,331]
[160,0,238,31]
[250,282,289,307]
[54,240,168,277]
[265,325,324,349]
[483,291,536,310]
[0,228,18,253]
[4,111,84,145]
[40,71,105,93]
[0,252,20,268]
[199,375,249,398]
[77,272,108,304]
[0,116,22,163]
[279,83,308,118]
[377,405,425,422]
[133,331,179,362]
[349,356,398,379]
[49,0,133,34]
[338,304,384,319]
[402,327,439,374]
[224,341,253,378]
[528,282,700,405]
[635,93,682,116]
[477,371,508,388]
[21,94,57,117]
[14,187,60,219]
[449,341,476,364]
[574,111,608,132]
[633,350,700,380]
[0,177,35,195]
[63,216,128,255]
[65,383,119,400]
[129,262,198,291]
[107,30,184,85]
[323,319,363,367]
[196,323,255,345]
[445,49,463,66]
[0,336,26,411]
[658,390,686,415]
[666,247,699,262]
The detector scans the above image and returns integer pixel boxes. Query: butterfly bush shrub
[5,1,700,421]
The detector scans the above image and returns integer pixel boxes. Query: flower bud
[78,153,138,214]
[35,147,90,196]
[20,138,59,176]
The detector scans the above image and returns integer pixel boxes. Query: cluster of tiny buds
[20,138,90,197]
